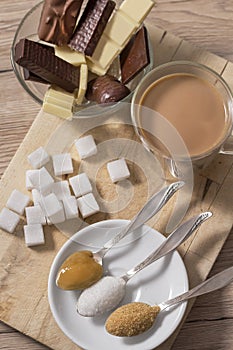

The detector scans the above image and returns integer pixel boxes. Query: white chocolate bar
[43,87,75,119]
[43,102,73,120]
[47,86,75,102]
[86,59,106,76]
[103,10,137,47]
[87,0,155,75]
[44,94,73,109]
[87,34,120,73]
[120,0,155,24]
[75,64,88,105]
[55,45,86,66]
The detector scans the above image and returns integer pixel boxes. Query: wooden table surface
[1,0,233,349]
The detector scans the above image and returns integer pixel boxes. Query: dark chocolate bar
[120,26,150,85]
[15,39,80,93]
[69,0,115,56]
[23,68,49,84]
[22,43,54,84]
[38,0,84,46]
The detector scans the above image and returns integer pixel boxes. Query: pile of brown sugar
[105,302,160,337]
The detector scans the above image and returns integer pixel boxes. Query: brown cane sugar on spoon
[105,302,160,337]
[56,251,103,290]
[106,266,233,337]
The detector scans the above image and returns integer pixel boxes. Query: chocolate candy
[86,74,130,104]
[15,39,80,93]
[69,0,115,56]
[38,0,84,46]
[120,26,150,85]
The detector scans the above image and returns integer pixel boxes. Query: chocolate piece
[23,42,55,83]
[38,0,84,46]
[15,39,80,93]
[23,68,49,84]
[69,0,115,56]
[120,26,150,85]
[86,74,130,104]
[87,0,155,74]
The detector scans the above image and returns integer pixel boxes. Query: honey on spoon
[56,181,183,290]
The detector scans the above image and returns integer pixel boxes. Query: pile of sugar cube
[0,135,130,247]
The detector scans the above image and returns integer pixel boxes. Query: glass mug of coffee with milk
[131,61,233,179]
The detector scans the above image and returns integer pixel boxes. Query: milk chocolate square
[120,26,150,85]
[38,0,84,46]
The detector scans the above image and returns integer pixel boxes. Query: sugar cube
[107,158,130,183]
[48,204,66,224]
[24,224,45,247]
[26,170,37,190]
[6,189,30,215]
[69,173,92,197]
[77,193,100,218]
[75,135,97,159]
[27,146,50,169]
[28,167,54,193]
[25,206,46,225]
[62,196,78,219]
[32,188,43,205]
[51,181,71,200]
[0,207,20,233]
[39,193,63,217]
[52,153,73,176]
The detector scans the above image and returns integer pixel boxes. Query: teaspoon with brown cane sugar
[106,265,233,337]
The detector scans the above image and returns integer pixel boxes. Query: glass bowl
[11,1,154,117]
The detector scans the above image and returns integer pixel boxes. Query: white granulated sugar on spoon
[77,276,126,317]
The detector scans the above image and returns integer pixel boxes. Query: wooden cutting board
[0,23,233,350]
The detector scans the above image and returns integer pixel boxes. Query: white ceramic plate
[48,219,188,350]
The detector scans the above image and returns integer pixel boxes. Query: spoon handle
[124,212,212,281]
[159,266,233,311]
[98,181,184,256]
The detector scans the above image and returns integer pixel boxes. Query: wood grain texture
[0,0,233,350]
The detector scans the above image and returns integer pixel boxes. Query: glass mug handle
[220,133,233,155]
